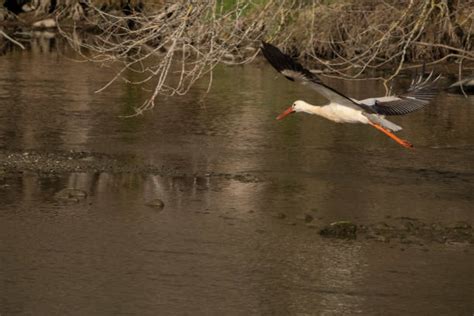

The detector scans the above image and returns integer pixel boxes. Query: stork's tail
[364,114,402,132]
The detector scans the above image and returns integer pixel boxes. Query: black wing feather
[261,41,322,84]
[371,74,440,116]
[260,42,367,110]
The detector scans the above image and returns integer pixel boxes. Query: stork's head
[276,100,311,120]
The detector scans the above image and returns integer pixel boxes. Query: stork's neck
[297,101,327,115]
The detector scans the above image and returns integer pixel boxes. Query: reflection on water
[0,38,473,315]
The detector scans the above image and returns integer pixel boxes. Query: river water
[0,37,473,315]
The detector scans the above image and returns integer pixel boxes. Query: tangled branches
[57,0,473,113]
[59,0,273,114]
[275,0,473,85]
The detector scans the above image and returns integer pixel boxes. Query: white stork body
[296,101,370,124]
[293,100,404,132]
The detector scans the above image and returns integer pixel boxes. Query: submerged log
[448,76,474,94]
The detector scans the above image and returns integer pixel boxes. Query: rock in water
[146,198,165,210]
[319,221,357,239]
[54,188,87,203]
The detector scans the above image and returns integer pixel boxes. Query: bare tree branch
[53,0,473,113]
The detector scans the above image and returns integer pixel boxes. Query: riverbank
[2,1,472,65]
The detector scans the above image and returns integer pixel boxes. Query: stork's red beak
[276,106,295,120]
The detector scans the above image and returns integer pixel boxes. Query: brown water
[1,38,473,315]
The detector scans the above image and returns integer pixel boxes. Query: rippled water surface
[1,41,473,315]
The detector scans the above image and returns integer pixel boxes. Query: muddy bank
[266,210,473,246]
[0,149,156,175]
[0,149,262,182]
[319,218,473,246]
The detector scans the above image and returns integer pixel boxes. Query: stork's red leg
[369,122,413,149]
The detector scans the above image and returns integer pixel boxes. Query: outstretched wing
[358,73,441,116]
[260,41,363,109]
